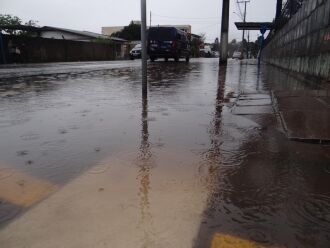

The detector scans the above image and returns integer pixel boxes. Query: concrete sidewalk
[273,90,330,143]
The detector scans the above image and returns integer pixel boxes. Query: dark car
[147,27,191,62]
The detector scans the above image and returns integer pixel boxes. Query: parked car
[147,27,191,62]
[213,51,220,58]
[129,44,142,60]
[200,45,212,57]
[232,51,242,59]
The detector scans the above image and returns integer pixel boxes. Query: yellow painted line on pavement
[211,233,268,248]
[0,165,57,207]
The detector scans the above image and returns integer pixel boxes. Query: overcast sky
[1,0,276,42]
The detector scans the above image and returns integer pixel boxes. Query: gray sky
[1,0,276,42]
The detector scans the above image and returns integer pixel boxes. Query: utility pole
[141,0,147,98]
[237,0,250,59]
[150,11,152,27]
[220,0,230,65]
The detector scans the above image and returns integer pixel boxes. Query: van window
[148,28,176,41]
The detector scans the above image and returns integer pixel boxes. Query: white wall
[40,31,91,41]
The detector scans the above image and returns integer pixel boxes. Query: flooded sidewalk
[0,59,329,247]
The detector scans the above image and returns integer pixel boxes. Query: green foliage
[95,37,114,44]
[0,14,22,34]
[0,14,22,25]
[111,21,141,41]
[0,14,39,36]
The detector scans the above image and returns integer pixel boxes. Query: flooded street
[0,58,329,247]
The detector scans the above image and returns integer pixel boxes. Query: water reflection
[194,60,330,248]
[136,94,155,246]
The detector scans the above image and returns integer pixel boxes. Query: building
[0,25,126,43]
[0,25,129,60]
[102,21,142,36]
[39,26,126,43]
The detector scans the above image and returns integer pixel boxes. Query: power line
[152,18,220,24]
[152,13,219,20]
[236,2,244,19]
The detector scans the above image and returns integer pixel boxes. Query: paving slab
[276,96,327,111]
[236,98,272,106]
[239,94,271,100]
[280,110,330,141]
[275,90,330,98]
[233,105,274,115]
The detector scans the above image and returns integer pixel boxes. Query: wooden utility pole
[220,0,230,64]
[141,0,147,98]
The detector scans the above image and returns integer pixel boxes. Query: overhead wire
[236,1,244,20]
[152,12,219,20]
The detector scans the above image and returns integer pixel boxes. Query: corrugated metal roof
[0,25,127,42]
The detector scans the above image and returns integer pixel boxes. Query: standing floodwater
[0,59,329,247]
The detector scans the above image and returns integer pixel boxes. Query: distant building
[102,21,142,36]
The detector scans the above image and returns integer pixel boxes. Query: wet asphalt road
[0,58,329,247]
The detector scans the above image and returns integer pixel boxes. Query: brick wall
[263,0,330,81]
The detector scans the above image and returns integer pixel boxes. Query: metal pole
[150,11,152,27]
[242,1,246,43]
[141,0,148,98]
[220,0,230,65]
[275,0,283,21]
[0,31,6,64]
[247,30,250,58]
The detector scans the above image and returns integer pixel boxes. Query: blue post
[258,25,266,67]
[0,30,7,64]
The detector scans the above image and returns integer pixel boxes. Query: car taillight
[172,41,177,50]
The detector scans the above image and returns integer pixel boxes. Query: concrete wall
[262,0,330,82]
[102,26,124,36]
[2,35,119,63]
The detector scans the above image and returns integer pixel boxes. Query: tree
[199,33,206,43]
[212,37,219,51]
[24,20,39,27]
[0,14,38,35]
[0,14,22,34]
[228,39,240,57]
[111,21,141,41]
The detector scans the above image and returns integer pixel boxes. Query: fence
[0,35,120,63]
